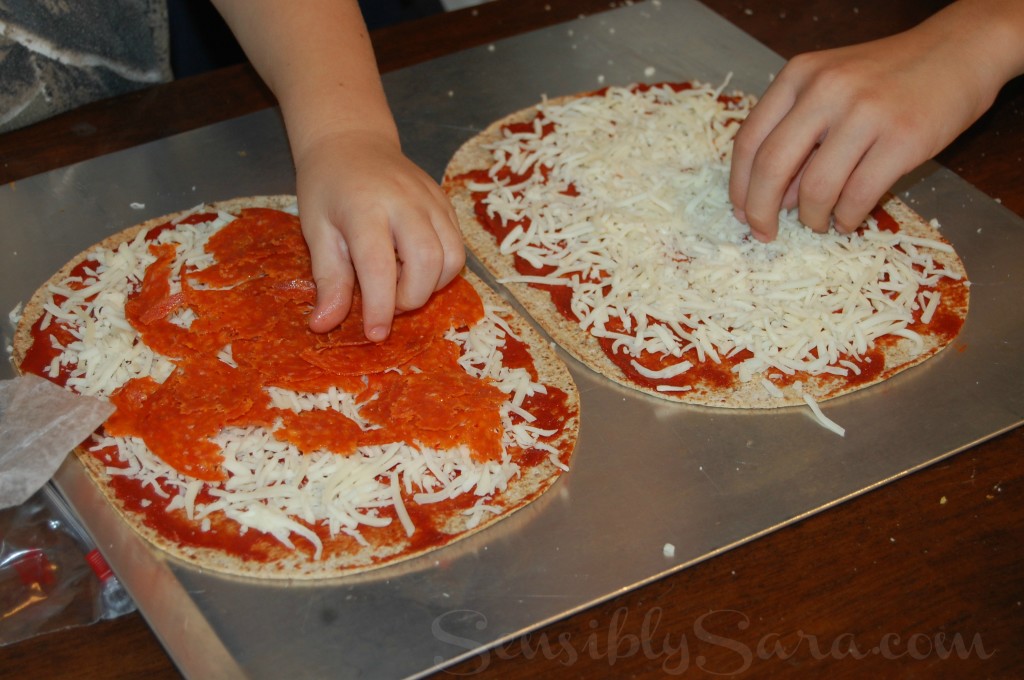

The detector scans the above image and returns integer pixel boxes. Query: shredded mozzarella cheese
[476,82,959,398]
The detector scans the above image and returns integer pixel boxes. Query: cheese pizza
[12,196,580,579]
[442,81,969,416]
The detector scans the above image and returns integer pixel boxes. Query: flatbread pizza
[442,81,969,414]
[11,196,580,579]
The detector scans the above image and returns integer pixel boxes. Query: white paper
[0,375,114,509]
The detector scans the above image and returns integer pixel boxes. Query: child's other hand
[295,131,465,339]
[728,13,1006,242]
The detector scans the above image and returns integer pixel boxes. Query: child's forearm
[210,0,399,158]
[921,0,1024,102]
[209,0,464,338]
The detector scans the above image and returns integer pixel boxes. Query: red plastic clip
[85,549,113,583]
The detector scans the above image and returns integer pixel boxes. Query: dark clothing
[0,0,171,132]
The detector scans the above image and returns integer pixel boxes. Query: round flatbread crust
[14,196,580,580]
[442,95,969,408]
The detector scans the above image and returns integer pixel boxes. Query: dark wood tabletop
[1,1,1020,678]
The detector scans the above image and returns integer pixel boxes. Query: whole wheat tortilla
[13,196,580,579]
[442,87,970,408]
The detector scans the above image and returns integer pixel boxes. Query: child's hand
[295,131,465,339]
[207,0,469,338]
[729,3,1015,242]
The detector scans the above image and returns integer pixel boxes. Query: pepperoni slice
[106,358,269,482]
[190,208,311,287]
[299,334,432,376]
[124,243,191,358]
[359,362,507,462]
[104,376,162,437]
[274,409,362,456]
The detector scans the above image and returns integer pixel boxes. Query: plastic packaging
[0,483,135,646]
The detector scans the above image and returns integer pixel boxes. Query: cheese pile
[37,208,556,559]
[469,82,962,400]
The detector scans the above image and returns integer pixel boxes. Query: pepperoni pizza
[12,196,580,578]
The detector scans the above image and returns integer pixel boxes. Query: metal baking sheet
[2,2,1022,678]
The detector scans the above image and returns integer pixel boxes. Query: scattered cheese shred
[801,393,846,438]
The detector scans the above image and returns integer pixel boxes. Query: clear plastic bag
[0,483,135,646]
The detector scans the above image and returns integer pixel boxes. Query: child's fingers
[795,119,876,233]
[740,105,827,242]
[304,222,357,334]
[416,176,466,292]
[394,241,443,312]
[729,79,798,227]
[729,90,791,207]
[434,204,466,290]
[425,196,466,292]
[832,142,909,233]
[393,199,465,312]
[347,219,399,343]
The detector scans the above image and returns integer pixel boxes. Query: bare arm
[211,0,464,338]
[729,0,1024,242]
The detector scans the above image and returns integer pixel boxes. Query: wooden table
[1,1,1020,678]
